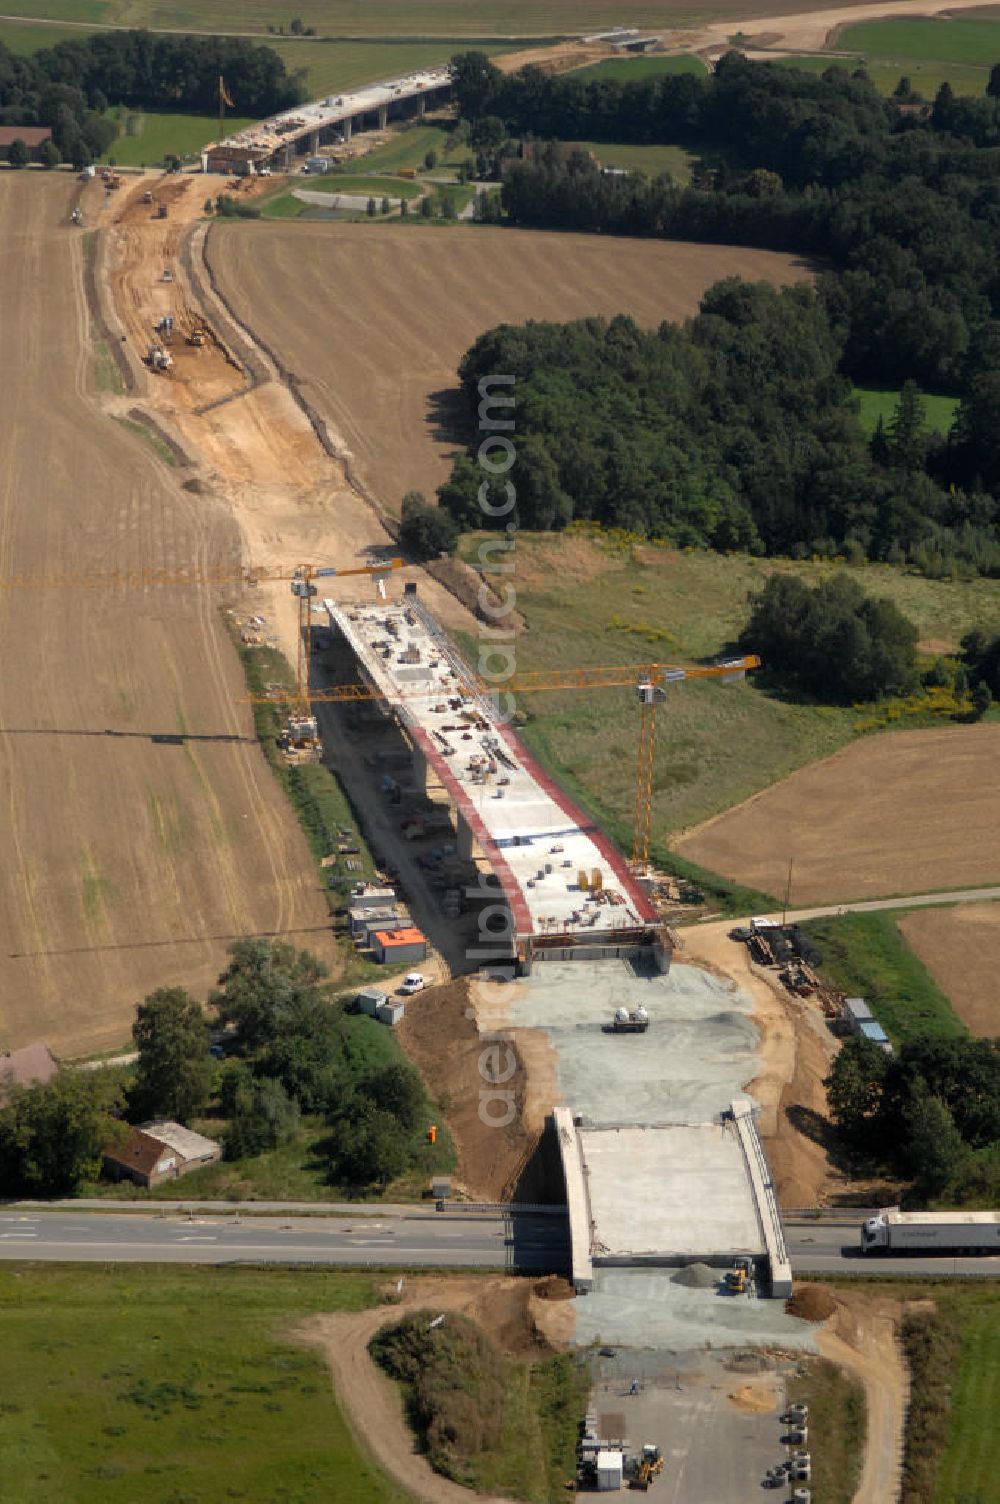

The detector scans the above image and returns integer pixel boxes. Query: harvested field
[208,222,810,515]
[676,725,1000,906]
[899,902,1000,1036]
[0,175,335,1056]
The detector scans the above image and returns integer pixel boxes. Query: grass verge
[785,1356,865,1504]
[798,911,967,1044]
[113,415,177,466]
[231,630,385,989]
[0,1263,409,1504]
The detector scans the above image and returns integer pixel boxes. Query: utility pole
[782,858,794,927]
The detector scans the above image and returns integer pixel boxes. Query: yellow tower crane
[253,654,761,870]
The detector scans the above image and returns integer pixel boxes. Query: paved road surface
[0,1208,568,1268]
[783,1219,1000,1279]
[3,1206,998,1279]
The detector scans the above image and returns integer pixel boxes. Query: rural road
[717,884,1000,927]
[3,1205,998,1279]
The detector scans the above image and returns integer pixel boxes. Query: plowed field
[676,725,1000,905]
[899,903,1000,1036]
[0,176,334,1056]
[208,222,810,513]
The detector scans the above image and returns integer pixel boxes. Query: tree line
[0,940,447,1197]
[0,31,304,166]
[439,51,1000,574]
[440,284,999,575]
[826,1035,1000,1205]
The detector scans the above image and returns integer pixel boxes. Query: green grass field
[569,52,709,82]
[0,2,760,38]
[456,532,1000,865]
[798,911,967,1044]
[567,138,698,181]
[839,17,1000,68]
[292,170,424,197]
[103,109,253,165]
[0,1263,408,1504]
[362,120,463,172]
[935,1285,1000,1501]
[0,22,507,102]
[854,385,959,439]
[772,52,993,99]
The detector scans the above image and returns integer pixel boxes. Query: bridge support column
[417,96,426,118]
[283,143,294,171]
[309,130,320,154]
[378,103,388,130]
[456,814,474,862]
[411,742,428,794]
[343,116,352,142]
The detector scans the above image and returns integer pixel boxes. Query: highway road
[2,1206,998,1279]
[0,1208,569,1269]
[783,1219,1000,1279]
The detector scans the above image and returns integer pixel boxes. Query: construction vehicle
[69,207,83,226]
[630,1444,664,1490]
[146,344,173,372]
[155,202,168,219]
[105,172,122,190]
[724,1256,751,1294]
[154,315,175,341]
[861,1209,1000,1255]
[142,189,154,204]
[604,1006,649,1034]
[187,327,209,347]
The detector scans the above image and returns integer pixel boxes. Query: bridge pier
[309,130,320,154]
[378,103,388,130]
[343,116,353,142]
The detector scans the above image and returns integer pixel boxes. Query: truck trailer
[861,1210,1000,1255]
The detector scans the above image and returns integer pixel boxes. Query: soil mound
[786,1285,837,1322]
[671,1262,719,1288]
[533,1276,575,1302]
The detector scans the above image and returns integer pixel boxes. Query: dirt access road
[102,172,477,670]
[208,221,811,519]
[298,1274,562,1504]
[0,175,333,1056]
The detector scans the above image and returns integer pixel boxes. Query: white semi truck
[861,1210,1000,1255]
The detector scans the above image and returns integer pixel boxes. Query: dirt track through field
[676,724,1000,905]
[208,222,810,516]
[0,176,335,1055]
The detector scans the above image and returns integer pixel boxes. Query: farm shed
[372,926,427,966]
[103,1121,221,1188]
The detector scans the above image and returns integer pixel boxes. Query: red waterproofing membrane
[409,726,533,938]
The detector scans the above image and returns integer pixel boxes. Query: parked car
[398,972,426,996]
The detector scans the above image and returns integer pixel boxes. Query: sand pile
[671,1262,719,1288]
[786,1285,837,1322]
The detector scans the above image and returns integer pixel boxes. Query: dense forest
[441,287,996,572]
[0,32,303,163]
[443,52,1000,572]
